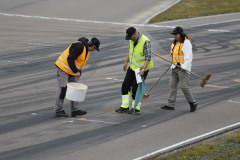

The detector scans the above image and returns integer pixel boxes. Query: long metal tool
[143,66,170,99]
[152,53,212,88]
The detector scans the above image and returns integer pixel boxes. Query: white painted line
[0,60,28,64]
[205,85,228,89]
[156,12,240,24]
[106,77,123,82]
[62,120,74,123]
[228,100,240,104]
[0,12,174,29]
[133,122,240,160]
[191,18,240,28]
[76,118,118,124]
[208,29,229,32]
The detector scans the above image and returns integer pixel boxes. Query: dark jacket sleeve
[67,42,84,73]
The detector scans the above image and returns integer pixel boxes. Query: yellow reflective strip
[121,104,129,108]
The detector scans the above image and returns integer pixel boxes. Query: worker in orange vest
[55,37,100,117]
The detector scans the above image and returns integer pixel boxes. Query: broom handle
[152,53,203,80]
[146,66,170,94]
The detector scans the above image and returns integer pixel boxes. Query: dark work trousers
[54,67,79,112]
[122,67,149,100]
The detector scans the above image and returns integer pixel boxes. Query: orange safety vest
[170,38,188,65]
[55,41,89,75]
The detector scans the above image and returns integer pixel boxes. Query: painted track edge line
[133,122,240,160]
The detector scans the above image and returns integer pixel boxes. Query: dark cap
[171,26,183,34]
[125,27,136,40]
[90,37,100,51]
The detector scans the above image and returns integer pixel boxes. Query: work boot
[55,110,68,117]
[161,105,175,110]
[71,110,87,117]
[190,102,197,112]
[128,108,140,115]
[115,107,129,113]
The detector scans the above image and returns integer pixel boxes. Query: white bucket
[66,82,88,102]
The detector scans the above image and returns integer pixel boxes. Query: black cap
[90,37,100,51]
[171,26,183,34]
[125,27,136,40]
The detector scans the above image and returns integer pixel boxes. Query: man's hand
[123,63,128,72]
[75,72,81,79]
[138,70,144,76]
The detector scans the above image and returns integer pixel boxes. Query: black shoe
[115,107,129,113]
[161,105,175,110]
[55,110,68,117]
[128,108,140,115]
[190,102,197,112]
[71,110,87,117]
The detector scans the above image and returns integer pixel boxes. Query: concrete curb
[134,122,240,160]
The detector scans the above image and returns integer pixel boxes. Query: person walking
[115,27,153,114]
[161,26,197,112]
[55,37,100,117]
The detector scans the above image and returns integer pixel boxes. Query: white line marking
[205,85,228,89]
[0,60,28,64]
[208,29,229,32]
[228,100,240,104]
[106,77,123,81]
[191,18,240,27]
[0,12,174,28]
[76,118,117,124]
[62,120,74,123]
[133,122,240,160]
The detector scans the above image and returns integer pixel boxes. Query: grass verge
[149,0,240,23]
[149,129,240,160]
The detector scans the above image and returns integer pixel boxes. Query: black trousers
[121,67,149,100]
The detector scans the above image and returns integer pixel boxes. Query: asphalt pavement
[0,0,240,160]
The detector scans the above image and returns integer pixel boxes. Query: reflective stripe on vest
[58,54,82,71]
[55,41,89,75]
[129,34,153,71]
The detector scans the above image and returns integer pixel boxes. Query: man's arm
[139,40,151,75]
[123,53,129,71]
[67,43,84,73]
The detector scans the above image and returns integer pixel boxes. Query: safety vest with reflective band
[129,34,153,71]
[170,38,188,65]
[55,41,89,75]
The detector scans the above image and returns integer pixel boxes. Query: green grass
[151,129,240,160]
[149,0,240,23]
